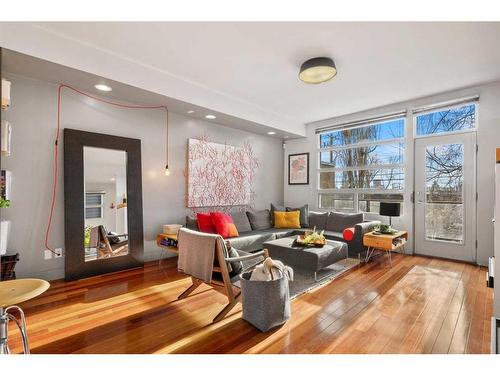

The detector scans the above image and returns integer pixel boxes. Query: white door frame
[413,132,477,263]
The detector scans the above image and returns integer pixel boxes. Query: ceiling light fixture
[205,114,216,119]
[187,110,195,114]
[94,84,112,92]
[267,131,276,135]
[299,57,337,84]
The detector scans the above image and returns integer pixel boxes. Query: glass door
[414,132,476,262]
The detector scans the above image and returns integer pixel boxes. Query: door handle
[416,191,423,203]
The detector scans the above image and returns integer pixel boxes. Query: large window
[318,118,405,212]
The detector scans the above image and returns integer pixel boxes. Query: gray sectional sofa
[186,205,380,258]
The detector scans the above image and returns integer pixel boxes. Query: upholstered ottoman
[263,236,348,281]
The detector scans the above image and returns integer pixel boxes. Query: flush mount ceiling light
[267,131,276,135]
[187,110,195,114]
[94,84,112,92]
[299,57,337,84]
[205,114,216,119]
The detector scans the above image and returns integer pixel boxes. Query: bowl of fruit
[294,227,326,247]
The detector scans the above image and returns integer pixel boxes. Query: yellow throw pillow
[274,210,301,229]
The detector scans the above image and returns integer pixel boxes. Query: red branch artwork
[185,135,260,212]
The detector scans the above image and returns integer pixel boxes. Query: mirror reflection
[83,146,128,262]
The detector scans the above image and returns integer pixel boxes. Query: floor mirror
[64,129,144,280]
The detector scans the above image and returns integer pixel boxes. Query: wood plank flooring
[6,253,493,354]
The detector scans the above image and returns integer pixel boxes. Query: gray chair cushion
[286,204,309,228]
[247,210,272,230]
[326,212,364,232]
[231,211,253,233]
[270,203,286,225]
[185,216,198,230]
[227,247,243,274]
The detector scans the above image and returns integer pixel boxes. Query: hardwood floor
[6,253,493,354]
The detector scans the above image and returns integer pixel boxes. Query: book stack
[160,237,178,248]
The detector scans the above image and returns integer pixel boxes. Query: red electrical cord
[44,83,169,254]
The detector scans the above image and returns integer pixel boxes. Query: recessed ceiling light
[94,84,112,92]
[267,131,276,135]
[299,57,337,84]
[187,110,195,114]
[205,114,216,119]
[110,177,116,181]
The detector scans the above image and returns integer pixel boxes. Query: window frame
[413,102,478,139]
[317,117,406,212]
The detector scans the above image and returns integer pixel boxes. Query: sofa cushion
[247,209,272,230]
[286,204,309,228]
[226,231,275,253]
[210,212,239,238]
[270,203,286,225]
[231,211,252,233]
[196,212,216,233]
[322,230,345,242]
[326,212,364,233]
[274,211,301,229]
[258,228,296,239]
[185,216,198,231]
[308,211,329,230]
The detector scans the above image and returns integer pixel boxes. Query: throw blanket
[250,257,294,282]
[177,228,220,283]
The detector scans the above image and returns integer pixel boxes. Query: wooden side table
[363,230,408,267]
[156,233,178,265]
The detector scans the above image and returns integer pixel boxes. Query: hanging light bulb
[165,164,170,176]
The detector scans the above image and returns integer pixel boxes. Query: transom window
[318,118,405,212]
[415,103,476,136]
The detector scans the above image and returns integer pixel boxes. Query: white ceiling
[2,22,500,136]
[84,146,126,184]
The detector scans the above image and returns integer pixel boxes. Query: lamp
[299,57,337,84]
[1,79,11,109]
[379,202,401,227]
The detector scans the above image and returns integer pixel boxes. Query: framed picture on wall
[288,152,309,185]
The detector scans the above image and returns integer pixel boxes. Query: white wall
[1,72,284,280]
[285,80,500,267]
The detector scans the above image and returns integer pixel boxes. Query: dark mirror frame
[64,128,144,281]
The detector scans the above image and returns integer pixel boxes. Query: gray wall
[1,73,284,280]
[285,80,500,267]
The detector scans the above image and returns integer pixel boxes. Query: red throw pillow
[343,227,355,242]
[210,212,239,239]
[196,212,216,233]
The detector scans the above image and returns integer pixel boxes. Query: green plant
[0,197,10,208]
[84,225,91,247]
[302,226,325,245]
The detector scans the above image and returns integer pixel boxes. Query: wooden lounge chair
[177,228,268,323]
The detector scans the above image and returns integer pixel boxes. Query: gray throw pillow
[246,209,272,230]
[326,212,364,233]
[231,211,253,233]
[286,204,309,228]
[270,203,286,225]
[308,211,329,230]
[185,216,198,231]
